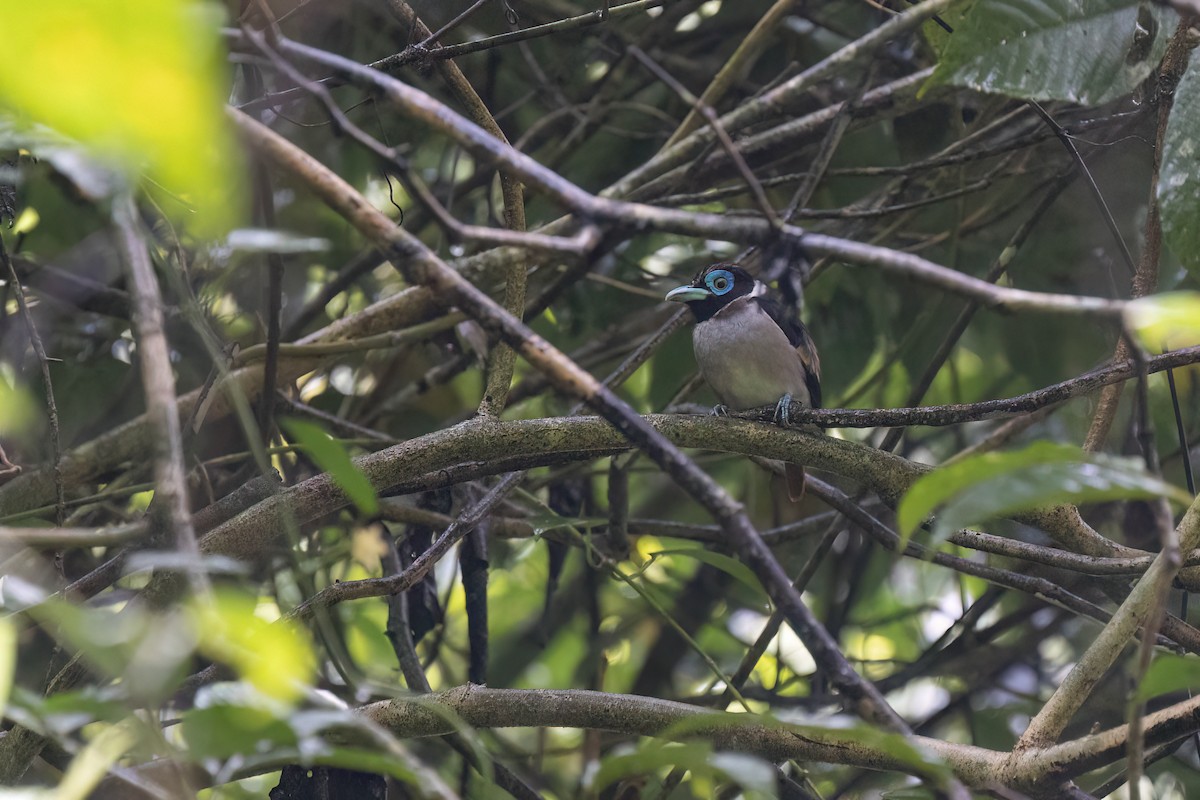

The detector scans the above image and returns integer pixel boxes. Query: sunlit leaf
[651,548,767,600]
[0,379,38,438]
[188,589,315,703]
[54,717,143,800]
[926,0,1172,104]
[1125,293,1200,350]
[0,617,14,719]
[282,418,379,516]
[1160,62,1200,276]
[11,206,38,236]
[0,0,244,233]
[898,442,1192,545]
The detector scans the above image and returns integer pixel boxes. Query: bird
[665,263,821,501]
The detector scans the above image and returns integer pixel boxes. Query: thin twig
[112,196,208,594]
[0,234,64,525]
[234,31,1128,320]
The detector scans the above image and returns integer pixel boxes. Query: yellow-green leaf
[1125,292,1200,351]
[0,617,14,719]
[0,0,244,233]
[189,589,315,703]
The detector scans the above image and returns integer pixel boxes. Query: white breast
[692,297,812,411]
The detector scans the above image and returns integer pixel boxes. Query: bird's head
[665,264,761,322]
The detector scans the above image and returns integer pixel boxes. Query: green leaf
[40,718,143,800]
[926,0,1173,105]
[650,548,767,600]
[181,704,297,760]
[594,741,776,798]
[1159,63,1200,277]
[0,378,38,439]
[188,589,316,703]
[282,418,379,516]
[0,618,13,720]
[653,712,954,785]
[1136,653,1200,701]
[1125,292,1200,350]
[898,442,1192,545]
[0,0,245,234]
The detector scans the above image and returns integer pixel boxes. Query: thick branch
[196,415,1126,568]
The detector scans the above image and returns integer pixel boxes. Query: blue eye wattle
[706,269,734,295]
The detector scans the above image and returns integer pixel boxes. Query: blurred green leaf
[707,752,776,795]
[0,617,13,719]
[1160,63,1200,275]
[0,0,244,233]
[26,600,197,707]
[181,704,297,760]
[32,688,131,734]
[926,0,1171,104]
[656,711,953,780]
[282,418,379,516]
[1136,653,1200,701]
[55,717,143,800]
[0,379,38,439]
[1125,292,1200,350]
[650,548,767,600]
[594,741,775,798]
[898,442,1192,545]
[188,589,315,703]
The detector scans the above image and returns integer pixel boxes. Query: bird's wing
[754,295,822,410]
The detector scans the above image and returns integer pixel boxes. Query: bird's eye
[706,269,735,295]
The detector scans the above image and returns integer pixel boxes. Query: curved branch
[356,683,1200,791]
[196,415,1126,565]
[359,685,1002,786]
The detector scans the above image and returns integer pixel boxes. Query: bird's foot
[773,394,793,426]
[710,404,730,417]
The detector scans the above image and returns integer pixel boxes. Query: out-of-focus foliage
[2,0,1200,798]
[1126,291,1200,350]
[0,0,243,233]
[187,589,316,703]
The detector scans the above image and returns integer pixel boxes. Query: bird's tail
[785,463,806,502]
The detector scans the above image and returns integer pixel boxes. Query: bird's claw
[710,404,730,417]
[773,394,793,426]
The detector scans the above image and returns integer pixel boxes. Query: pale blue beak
[665,286,710,302]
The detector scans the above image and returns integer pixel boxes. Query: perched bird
[666,264,821,501]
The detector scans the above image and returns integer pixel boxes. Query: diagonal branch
[112,195,207,594]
